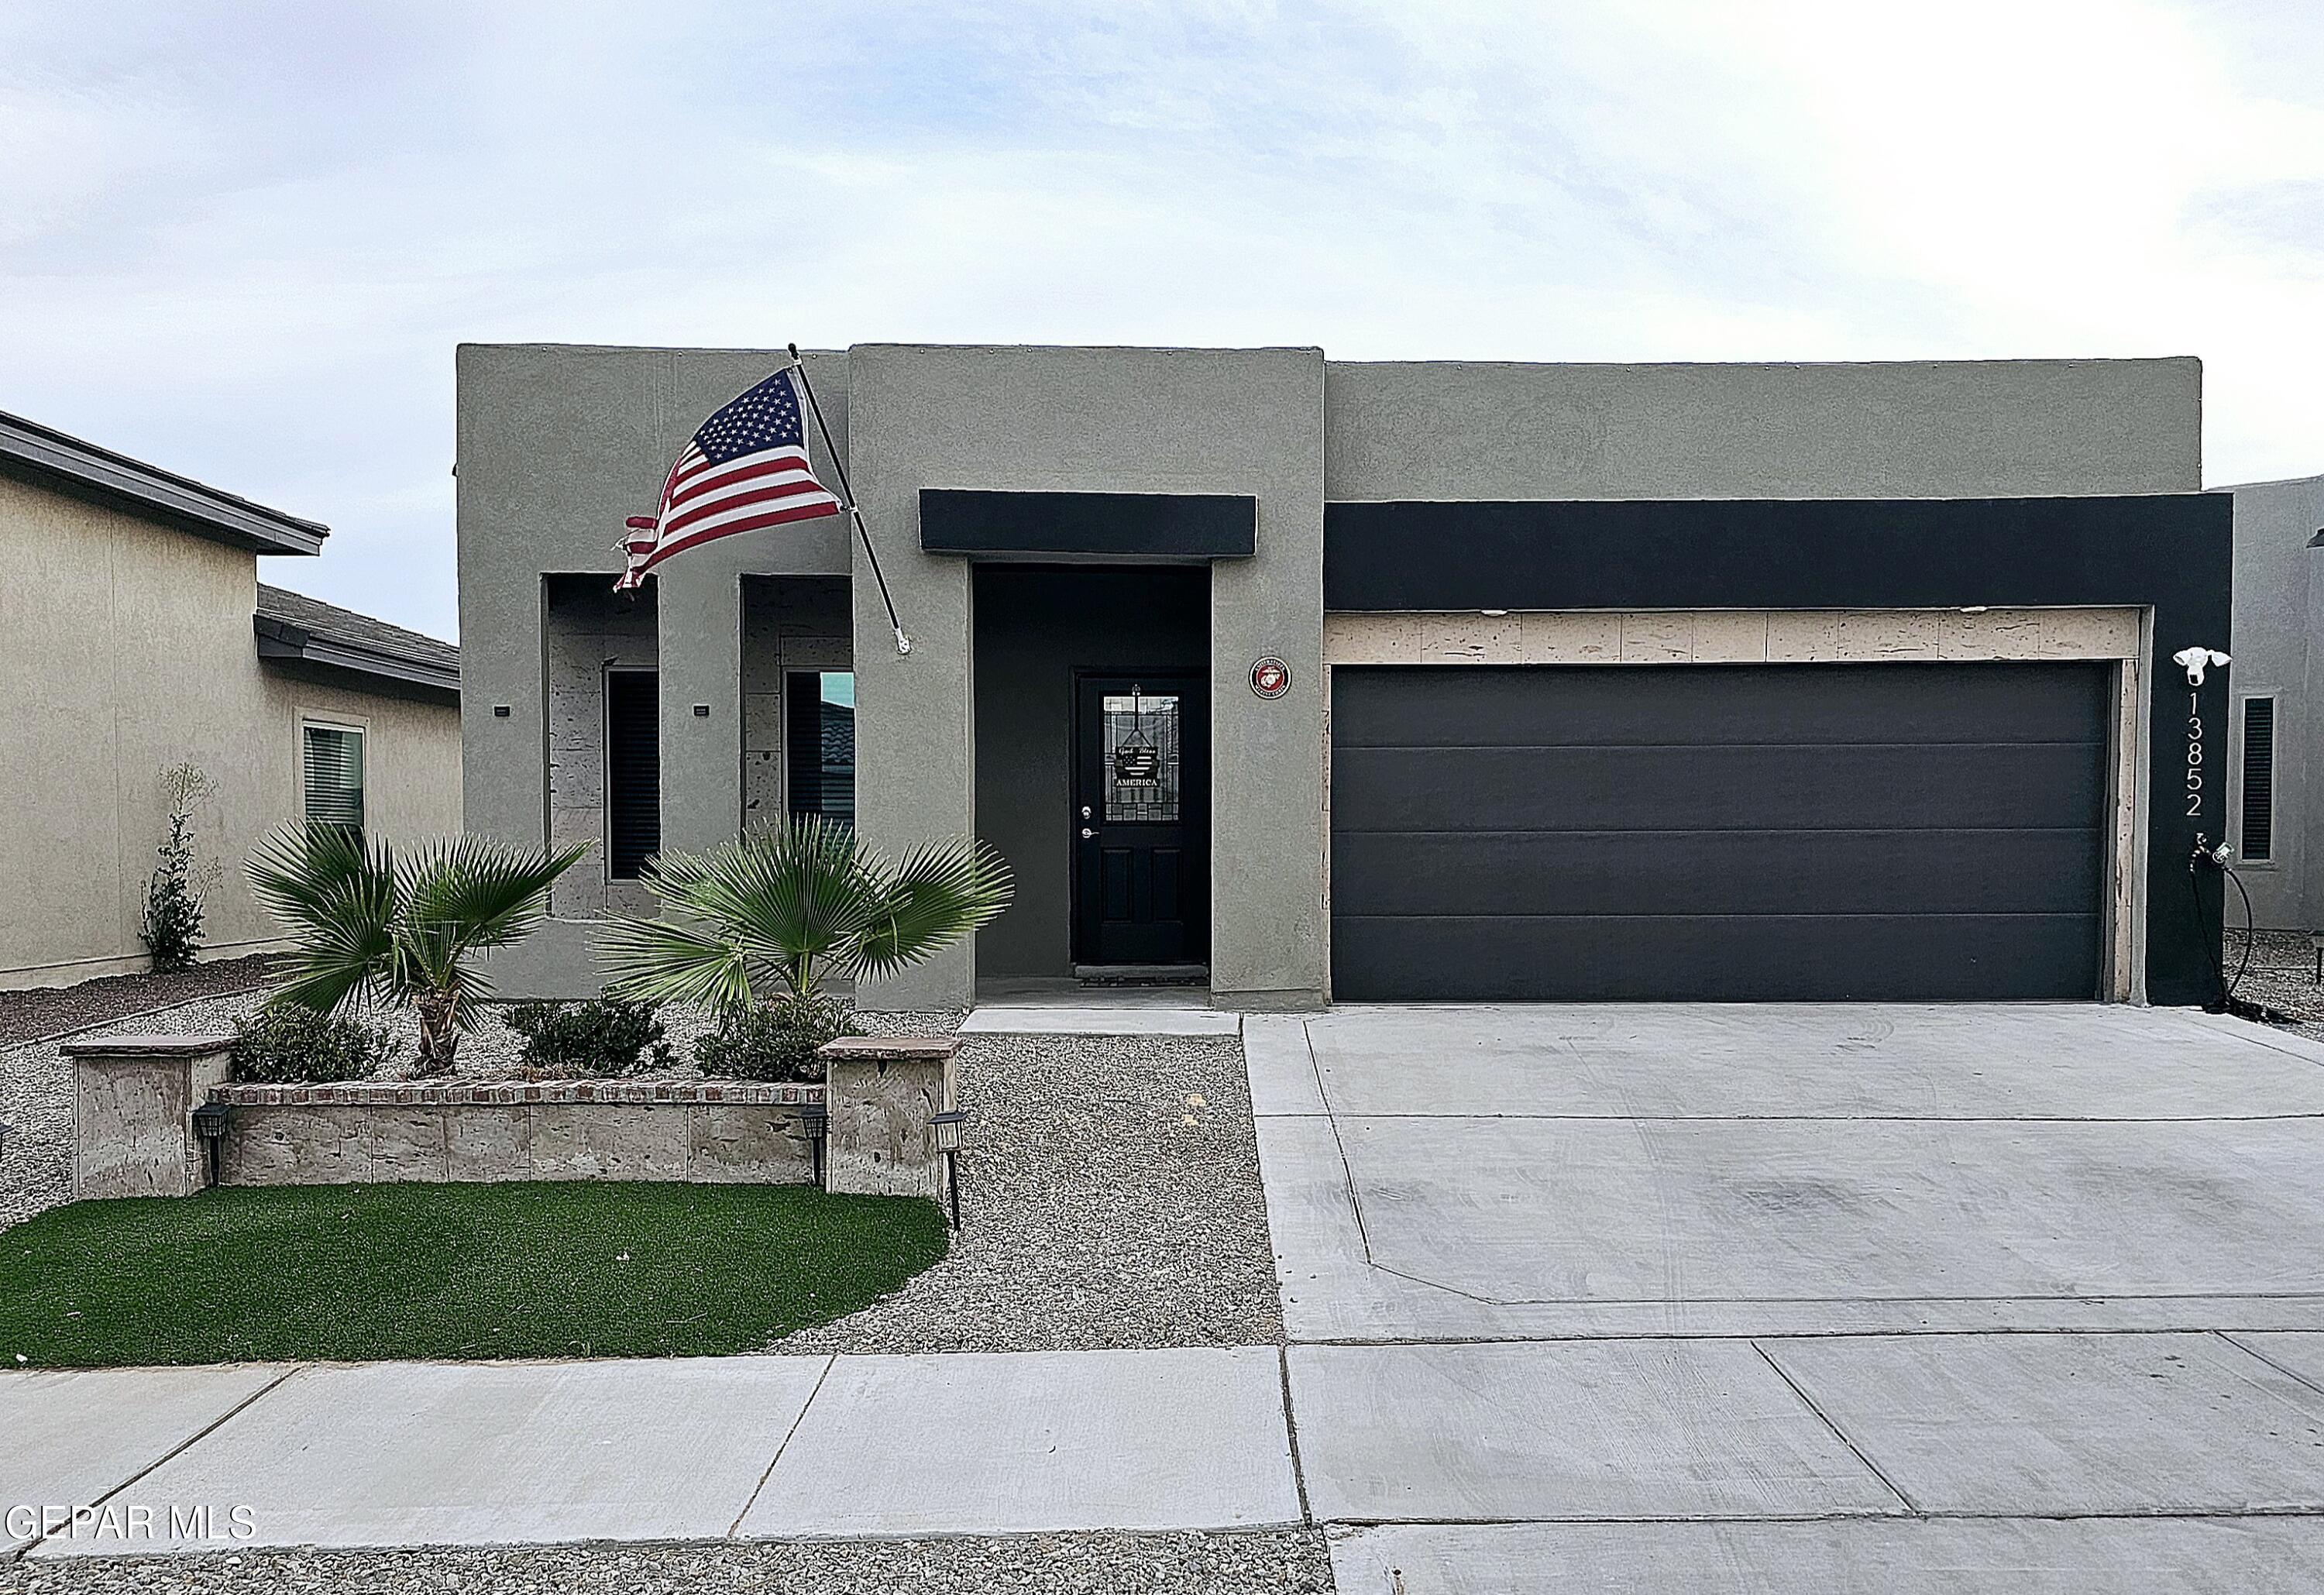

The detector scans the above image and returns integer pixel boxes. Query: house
[455,344,2230,1010]
[2223,470,2324,932]
[0,410,462,990]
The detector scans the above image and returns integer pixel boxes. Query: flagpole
[788,343,910,656]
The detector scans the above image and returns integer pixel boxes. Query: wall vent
[2241,696,2277,864]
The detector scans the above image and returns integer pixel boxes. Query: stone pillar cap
[61,1034,236,1058]
[817,1035,959,1062]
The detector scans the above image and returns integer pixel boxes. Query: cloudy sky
[5,0,2320,639]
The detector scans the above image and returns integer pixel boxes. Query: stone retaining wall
[213,1081,820,1187]
[66,1036,958,1198]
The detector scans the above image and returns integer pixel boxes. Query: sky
[4,0,2321,641]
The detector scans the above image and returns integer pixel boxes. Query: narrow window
[605,669,660,878]
[301,724,365,831]
[786,670,856,827]
[2241,696,2277,864]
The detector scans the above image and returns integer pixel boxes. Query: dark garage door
[1329,662,2111,1002]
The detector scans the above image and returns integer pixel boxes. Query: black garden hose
[2189,854,2259,1014]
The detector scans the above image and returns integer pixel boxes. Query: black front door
[1074,673,1208,967]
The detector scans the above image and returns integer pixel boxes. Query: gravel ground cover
[775,1031,1283,1353]
[2225,928,2324,1042]
[0,956,277,1050]
[0,1531,1332,1595]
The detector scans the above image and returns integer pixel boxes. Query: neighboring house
[0,410,462,991]
[456,345,2230,1009]
[2224,471,2324,932]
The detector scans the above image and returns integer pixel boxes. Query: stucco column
[847,349,978,1012]
[654,562,744,854]
[851,554,975,1010]
[1209,556,1327,1006]
[1209,362,1329,1010]
[457,569,548,849]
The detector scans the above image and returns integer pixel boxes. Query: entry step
[1072,963,1210,986]
[959,1007,1243,1038]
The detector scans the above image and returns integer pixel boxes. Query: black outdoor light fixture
[191,1101,232,1187]
[930,1109,968,1231]
[798,1099,829,1186]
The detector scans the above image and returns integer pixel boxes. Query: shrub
[142,763,223,971]
[503,999,676,1078]
[232,1006,394,1084]
[245,824,586,1074]
[695,996,862,1083]
[603,817,1010,1013]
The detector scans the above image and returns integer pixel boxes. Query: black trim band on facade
[920,489,1256,561]
[1322,493,2236,1007]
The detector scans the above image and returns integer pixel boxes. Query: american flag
[614,366,841,591]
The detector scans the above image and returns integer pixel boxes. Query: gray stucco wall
[456,344,851,996]
[1323,358,2203,500]
[971,564,1210,979]
[2226,473,2324,930]
[844,344,1326,1009]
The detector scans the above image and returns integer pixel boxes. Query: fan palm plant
[599,817,1012,1015]
[245,823,589,1074]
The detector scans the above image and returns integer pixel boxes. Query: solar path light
[191,1100,232,1188]
[930,1109,967,1230]
[798,1099,829,1187]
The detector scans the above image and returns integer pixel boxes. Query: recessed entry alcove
[971,565,1211,984]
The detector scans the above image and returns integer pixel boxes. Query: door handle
[1080,827,1095,840]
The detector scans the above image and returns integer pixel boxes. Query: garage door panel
[1328,662,2112,1002]
[1332,913,2104,1002]
[1331,827,2104,918]
[1332,742,2106,833]
[1336,662,2110,748]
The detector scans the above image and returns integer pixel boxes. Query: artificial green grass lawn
[0,1182,949,1367]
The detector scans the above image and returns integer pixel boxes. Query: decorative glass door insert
[1102,690,1181,822]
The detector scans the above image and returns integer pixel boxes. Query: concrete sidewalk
[3,1347,1300,1559]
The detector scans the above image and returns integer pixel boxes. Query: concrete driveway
[1246,1004,2324,1590]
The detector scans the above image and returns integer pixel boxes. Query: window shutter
[2241,697,2276,864]
[301,726,364,830]
[606,671,661,878]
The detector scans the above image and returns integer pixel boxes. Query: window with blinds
[606,669,661,878]
[786,671,856,827]
[301,724,365,831]
[2241,696,2277,863]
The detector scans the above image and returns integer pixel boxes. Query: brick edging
[213,1080,823,1107]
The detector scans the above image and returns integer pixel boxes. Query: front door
[1074,673,1208,967]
